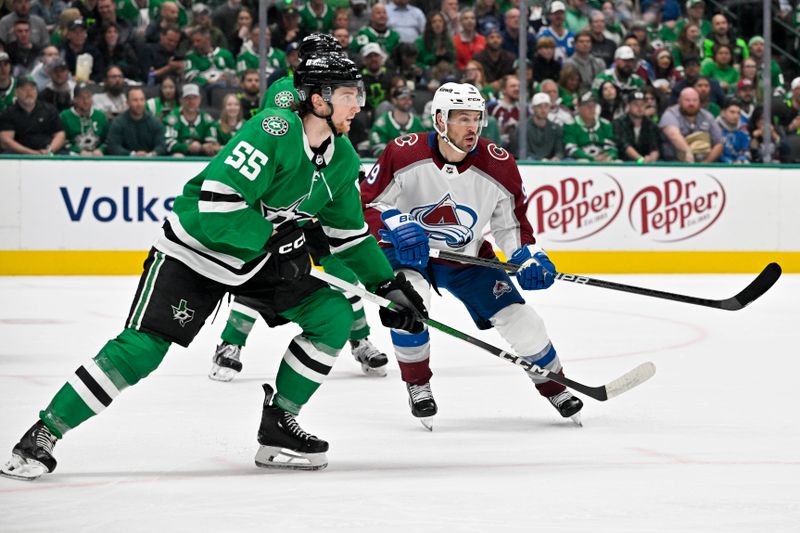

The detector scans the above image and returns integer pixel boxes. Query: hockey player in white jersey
[361,82,583,429]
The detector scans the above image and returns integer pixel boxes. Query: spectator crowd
[1,0,799,162]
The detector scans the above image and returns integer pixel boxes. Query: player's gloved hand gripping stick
[378,209,430,268]
[309,268,656,401]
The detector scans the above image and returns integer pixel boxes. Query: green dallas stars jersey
[563,115,618,161]
[185,47,236,86]
[236,41,287,78]
[591,68,645,99]
[155,107,394,287]
[163,108,218,154]
[59,107,109,153]
[259,75,297,112]
[368,111,428,156]
[212,119,244,146]
[298,3,335,33]
[1,77,17,113]
[350,26,401,57]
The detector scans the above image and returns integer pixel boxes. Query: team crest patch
[275,90,294,108]
[487,143,510,161]
[492,281,512,299]
[410,193,478,248]
[262,116,289,136]
[171,299,195,327]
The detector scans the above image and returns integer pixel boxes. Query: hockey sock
[39,328,170,438]
[348,295,370,342]
[220,301,259,347]
[274,288,352,414]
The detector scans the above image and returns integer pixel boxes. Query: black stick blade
[720,263,782,311]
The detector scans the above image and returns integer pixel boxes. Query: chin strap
[310,102,342,137]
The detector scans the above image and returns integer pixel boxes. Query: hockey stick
[309,268,655,401]
[430,250,782,312]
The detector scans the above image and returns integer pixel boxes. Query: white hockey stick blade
[604,362,657,400]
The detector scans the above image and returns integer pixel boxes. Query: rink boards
[0,157,798,274]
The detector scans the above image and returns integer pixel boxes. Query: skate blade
[360,362,387,377]
[570,413,583,427]
[418,417,434,431]
[0,454,49,481]
[254,445,328,471]
[208,364,239,382]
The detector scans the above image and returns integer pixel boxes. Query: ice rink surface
[0,272,798,532]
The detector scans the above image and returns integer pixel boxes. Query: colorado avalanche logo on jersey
[410,194,478,248]
[492,281,512,299]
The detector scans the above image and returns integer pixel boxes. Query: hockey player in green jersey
[60,83,109,156]
[213,33,392,381]
[0,50,427,479]
[563,92,619,162]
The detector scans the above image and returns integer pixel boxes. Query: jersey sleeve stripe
[322,223,371,253]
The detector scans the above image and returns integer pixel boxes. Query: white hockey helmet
[430,82,486,153]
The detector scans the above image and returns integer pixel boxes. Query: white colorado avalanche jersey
[361,132,536,260]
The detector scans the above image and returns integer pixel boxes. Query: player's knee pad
[303,291,354,350]
[490,304,551,357]
[94,328,171,387]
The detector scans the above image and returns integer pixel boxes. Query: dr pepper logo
[527,174,623,241]
[628,175,726,242]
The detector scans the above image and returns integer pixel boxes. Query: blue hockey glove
[378,209,429,268]
[510,245,556,291]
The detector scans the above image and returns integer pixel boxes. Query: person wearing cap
[105,86,167,156]
[59,82,108,156]
[351,3,401,58]
[473,24,516,90]
[612,90,660,163]
[272,1,302,51]
[348,0,371,35]
[60,18,102,82]
[360,42,392,120]
[163,82,218,156]
[185,26,236,92]
[368,85,426,156]
[747,36,785,96]
[716,98,751,164]
[659,86,723,162]
[702,13,748,68]
[191,3,229,50]
[0,0,50,50]
[734,78,756,122]
[674,0,711,40]
[39,56,74,111]
[0,53,16,114]
[509,91,564,161]
[386,0,426,44]
[563,30,605,91]
[536,1,575,63]
[591,45,645,101]
[563,91,618,161]
[0,75,65,155]
[621,34,654,84]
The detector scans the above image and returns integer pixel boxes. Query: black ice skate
[254,384,328,471]
[0,421,58,481]
[350,338,388,377]
[208,342,243,382]
[407,382,437,431]
[548,390,584,426]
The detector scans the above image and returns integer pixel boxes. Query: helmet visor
[327,80,366,107]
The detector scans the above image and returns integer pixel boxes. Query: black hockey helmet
[295,53,365,107]
[299,32,343,60]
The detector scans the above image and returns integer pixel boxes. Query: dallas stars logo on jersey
[171,299,195,326]
[262,116,289,136]
[274,90,294,108]
[410,193,478,248]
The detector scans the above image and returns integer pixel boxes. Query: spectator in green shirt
[104,87,167,156]
[60,82,108,155]
[415,11,455,69]
[701,44,739,94]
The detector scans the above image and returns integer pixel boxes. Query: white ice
[0,273,798,532]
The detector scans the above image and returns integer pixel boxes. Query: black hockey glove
[266,220,311,281]
[375,272,428,334]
